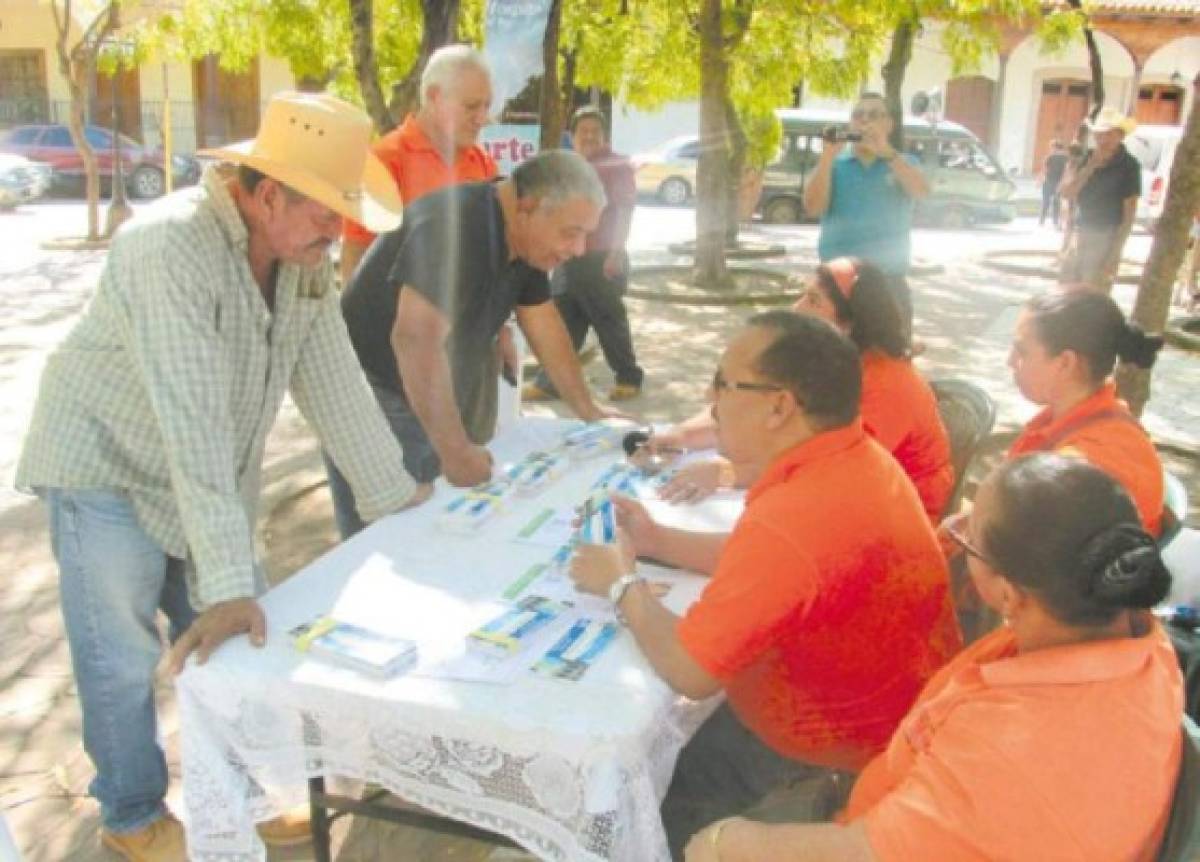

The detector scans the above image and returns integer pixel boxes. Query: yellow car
[632,135,699,205]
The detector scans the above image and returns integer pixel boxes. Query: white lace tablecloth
[178,418,741,861]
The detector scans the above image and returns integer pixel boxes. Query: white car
[0,153,50,209]
[1124,124,1183,229]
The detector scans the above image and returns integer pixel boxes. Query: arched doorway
[1033,78,1091,170]
[1135,84,1185,125]
[945,76,996,146]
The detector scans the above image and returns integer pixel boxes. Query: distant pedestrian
[1039,139,1068,228]
[804,92,930,339]
[525,107,644,403]
[1059,108,1141,293]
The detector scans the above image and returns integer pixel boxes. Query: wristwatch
[608,572,643,623]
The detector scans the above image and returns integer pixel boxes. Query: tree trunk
[559,43,578,131]
[348,0,394,133]
[1067,0,1105,118]
[67,61,101,240]
[538,0,565,150]
[51,0,115,242]
[1115,93,1200,414]
[694,0,731,289]
[723,94,745,243]
[389,0,462,122]
[881,17,916,151]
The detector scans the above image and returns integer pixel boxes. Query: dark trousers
[1040,184,1061,226]
[660,703,833,860]
[534,250,643,393]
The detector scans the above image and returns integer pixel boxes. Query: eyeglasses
[711,368,783,395]
[945,519,991,565]
[851,108,886,121]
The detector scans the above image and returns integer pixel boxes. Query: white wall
[611,100,700,155]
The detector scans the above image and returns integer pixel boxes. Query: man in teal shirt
[804,93,929,337]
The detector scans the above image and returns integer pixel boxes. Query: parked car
[0,124,200,199]
[758,108,1016,228]
[0,153,51,209]
[632,135,701,205]
[1123,123,1183,230]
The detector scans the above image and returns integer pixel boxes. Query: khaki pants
[1062,226,1121,292]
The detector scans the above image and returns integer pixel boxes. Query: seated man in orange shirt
[570,312,962,859]
[683,454,1183,862]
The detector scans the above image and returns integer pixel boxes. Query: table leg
[309,776,332,862]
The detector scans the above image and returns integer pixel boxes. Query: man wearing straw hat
[15,92,430,860]
[1059,106,1142,293]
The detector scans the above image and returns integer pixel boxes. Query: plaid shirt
[16,168,416,609]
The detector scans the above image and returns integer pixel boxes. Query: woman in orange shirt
[684,454,1183,862]
[1007,289,1165,535]
[650,258,953,520]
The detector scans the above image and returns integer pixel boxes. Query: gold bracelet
[709,818,733,858]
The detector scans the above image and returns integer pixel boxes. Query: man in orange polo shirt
[339,44,497,283]
[570,311,962,859]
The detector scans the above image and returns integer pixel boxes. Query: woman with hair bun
[684,454,1182,862]
[1007,289,1166,535]
[650,258,953,521]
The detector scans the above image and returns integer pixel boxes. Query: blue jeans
[45,487,197,834]
[324,374,440,539]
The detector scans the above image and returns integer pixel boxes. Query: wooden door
[192,56,260,148]
[0,50,49,125]
[1135,85,1184,125]
[945,76,995,146]
[92,66,143,141]
[1033,78,1091,171]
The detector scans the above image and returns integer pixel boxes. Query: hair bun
[1080,524,1171,609]
[1116,323,1164,370]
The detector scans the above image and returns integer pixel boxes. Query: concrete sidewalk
[1,209,1196,861]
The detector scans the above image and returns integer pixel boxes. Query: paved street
[0,196,1196,860]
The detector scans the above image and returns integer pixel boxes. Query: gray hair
[420,45,491,106]
[511,150,606,212]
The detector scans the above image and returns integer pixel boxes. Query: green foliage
[125,0,432,103]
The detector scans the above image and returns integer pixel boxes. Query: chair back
[930,379,997,519]
[1157,715,1200,862]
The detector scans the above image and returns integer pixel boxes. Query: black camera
[821,126,863,144]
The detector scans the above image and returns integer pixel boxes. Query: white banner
[484,0,555,113]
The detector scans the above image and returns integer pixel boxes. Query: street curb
[626,265,797,306]
[665,240,788,260]
[979,248,1141,286]
[39,238,110,251]
[1165,316,1200,353]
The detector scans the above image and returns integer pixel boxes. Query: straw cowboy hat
[201,92,402,233]
[1088,107,1137,137]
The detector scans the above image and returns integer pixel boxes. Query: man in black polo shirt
[328,150,616,536]
[1060,108,1141,293]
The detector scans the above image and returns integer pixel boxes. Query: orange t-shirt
[843,621,1183,862]
[342,114,498,246]
[677,420,962,771]
[861,351,954,522]
[1009,382,1164,535]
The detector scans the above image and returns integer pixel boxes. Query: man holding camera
[804,93,929,336]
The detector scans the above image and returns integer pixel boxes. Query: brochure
[290,616,418,679]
